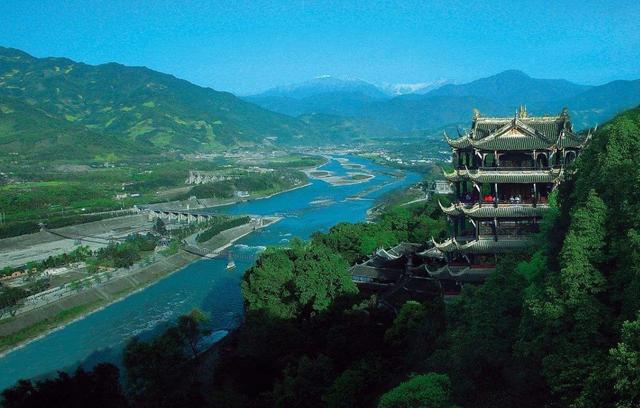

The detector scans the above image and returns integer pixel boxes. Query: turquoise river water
[0,156,420,390]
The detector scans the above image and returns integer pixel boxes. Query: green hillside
[0,95,141,161]
[0,46,317,155]
[299,112,405,143]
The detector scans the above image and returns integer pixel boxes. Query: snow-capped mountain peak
[381,79,452,96]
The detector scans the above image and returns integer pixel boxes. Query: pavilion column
[533,150,537,169]
[495,150,500,167]
[533,183,538,207]
[494,183,499,207]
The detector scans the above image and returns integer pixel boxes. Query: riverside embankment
[0,155,421,390]
[0,217,280,355]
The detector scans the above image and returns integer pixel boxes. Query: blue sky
[1,0,638,94]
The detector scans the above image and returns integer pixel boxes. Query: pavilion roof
[439,201,550,218]
[430,237,532,254]
[460,203,549,218]
[467,168,563,183]
[444,168,562,183]
[349,264,401,282]
[421,264,494,282]
[444,108,589,151]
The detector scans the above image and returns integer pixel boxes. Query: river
[0,155,421,390]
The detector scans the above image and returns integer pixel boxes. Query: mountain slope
[0,46,318,151]
[246,91,378,118]
[426,70,592,106]
[362,94,511,131]
[248,70,640,133]
[0,95,139,160]
[254,76,388,99]
[555,79,640,129]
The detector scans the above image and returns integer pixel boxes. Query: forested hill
[0,46,318,157]
[209,104,640,408]
[7,106,640,407]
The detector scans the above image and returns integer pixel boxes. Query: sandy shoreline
[303,156,375,186]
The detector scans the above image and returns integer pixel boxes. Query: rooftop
[445,107,590,151]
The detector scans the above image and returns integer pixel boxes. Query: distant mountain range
[1,45,639,161]
[247,70,640,132]
[252,75,451,99]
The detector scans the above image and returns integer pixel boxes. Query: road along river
[0,155,421,390]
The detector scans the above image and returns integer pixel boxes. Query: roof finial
[472,108,480,119]
[518,105,528,118]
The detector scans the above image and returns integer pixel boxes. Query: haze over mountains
[248,70,640,132]
[1,45,639,162]
[251,75,450,99]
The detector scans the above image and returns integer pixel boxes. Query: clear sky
[1,0,638,94]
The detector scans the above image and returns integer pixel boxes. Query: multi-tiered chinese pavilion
[423,107,589,286]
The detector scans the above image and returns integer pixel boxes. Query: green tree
[123,309,209,408]
[323,357,386,408]
[292,244,357,315]
[1,364,127,408]
[271,354,334,408]
[152,218,167,235]
[242,243,357,319]
[0,286,28,317]
[385,300,444,369]
[609,314,640,408]
[177,309,211,359]
[378,373,458,408]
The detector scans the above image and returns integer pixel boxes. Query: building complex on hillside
[422,106,589,290]
[351,107,590,299]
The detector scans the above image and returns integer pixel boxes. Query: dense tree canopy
[5,107,640,408]
[241,239,357,319]
[378,373,457,408]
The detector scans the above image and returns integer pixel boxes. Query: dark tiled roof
[440,201,551,218]
[468,169,562,183]
[444,110,588,151]
[431,238,532,254]
[444,168,562,183]
[422,264,494,282]
[349,264,402,282]
[461,203,549,218]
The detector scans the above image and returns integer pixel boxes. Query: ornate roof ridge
[471,118,555,144]
[443,130,472,148]
[460,202,550,218]
[438,200,460,215]
[474,110,569,122]
[431,237,457,251]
